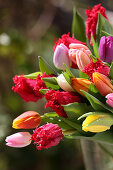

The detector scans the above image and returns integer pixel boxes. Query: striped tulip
[13,111,41,129]
[71,78,92,96]
[93,72,113,96]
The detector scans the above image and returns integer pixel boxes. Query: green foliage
[42,77,60,90]
[109,62,113,79]
[24,72,42,79]
[91,35,99,58]
[72,7,86,42]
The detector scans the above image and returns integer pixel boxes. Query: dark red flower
[83,59,109,81]
[85,4,108,45]
[45,89,81,118]
[31,123,63,150]
[53,32,86,51]
[12,73,54,102]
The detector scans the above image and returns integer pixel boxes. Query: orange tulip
[93,72,113,96]
[71,78,92,96]
[13,111,41,129]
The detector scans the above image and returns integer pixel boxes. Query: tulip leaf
[63,102,93,120]
[63,72,71,85]
[72,7,86,42]
[91,35,99,58]
[42,77,60,90]
[42,112,81,131]
[38,56,55,74]
[65,130,113,146]
[101,30,113,37]
[64,64,74,78]
[109,62,113,79]
[24,72,42,79]
[79,70,88,79]
[81,90,113,113]
[96,13,113,43]
[39,89,48,95]
[78,112,113,120]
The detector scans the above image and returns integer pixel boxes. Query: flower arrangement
[5,4,113,153]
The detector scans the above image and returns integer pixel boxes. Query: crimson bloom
[45,90,81,118]
[83,59,109,81]
[31,123,63,150]
[85,4,108,45]
[12,73,54,102]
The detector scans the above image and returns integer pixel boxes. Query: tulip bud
[106,93,113,107]
[53,43,71,70]
[99,36,113,63]
[5,132,31,148]
[69,43,91,70]
[93,72,113,96]
[13,111,41,129]
[82,115,111,133]
[71,78,92,96]
[57,74,74,92]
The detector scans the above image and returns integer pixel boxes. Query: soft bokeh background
[0,0,113,170]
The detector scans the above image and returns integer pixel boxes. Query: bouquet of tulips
[5,4,113,151]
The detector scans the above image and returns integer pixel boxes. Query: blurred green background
[0,0,113,170]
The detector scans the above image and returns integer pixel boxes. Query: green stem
[80,139,104,170]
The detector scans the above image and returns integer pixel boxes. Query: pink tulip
[69,43,91,70]
[5,132,31,148]
[106,93,113,107]
[53,43,71,70]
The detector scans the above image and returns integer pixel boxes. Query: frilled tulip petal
[6,132,31,148]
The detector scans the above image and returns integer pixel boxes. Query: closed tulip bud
[69,43,91,70]
[5,132,31,148]
[71,78,92,96]
[106,93,113,107]
[93,72,113,96]
[13,111,41,129]
[82,115,111,133]
[53,43,71,70]
[99,36,113,63]
[57,74,74,91]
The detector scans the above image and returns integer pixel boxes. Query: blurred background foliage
[1,0,113,170]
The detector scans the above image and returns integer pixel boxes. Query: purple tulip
[53,43,71,70]
[99,36,113,63]
[106,93,113,107]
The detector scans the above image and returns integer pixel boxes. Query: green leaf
[38,56,55,74]
[81,90,113,113]
[109,62,113,79]
[23,72,42,79]
[39,89,48,95]
[65,130,113,146]
[63,72,71,85]
[63,102,93,120]
[78,111,113,120]
[79,70,88,79]
[91,35,99,58]
[72,7,86,42]
[41,112,81,131]
[64,64,74,78]
[101,30,113,37]
[96,13,113,43]
[42,77,60,90]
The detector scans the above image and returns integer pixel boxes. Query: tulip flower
[82,115,111,133]
[71,78,92,96]
[106,93,113,107]
[5,132,31,148]
[53,43,71,70]
[13,111,41,129]
[31,123,63,150]
[69,43,91,70]
[57,74,74,92]
[99,36,113,63]
[93,72,113,96]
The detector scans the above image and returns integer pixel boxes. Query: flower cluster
[6,3,113,150]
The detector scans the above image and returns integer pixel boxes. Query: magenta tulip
[106,93,113,107]
[99,36,113,63]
